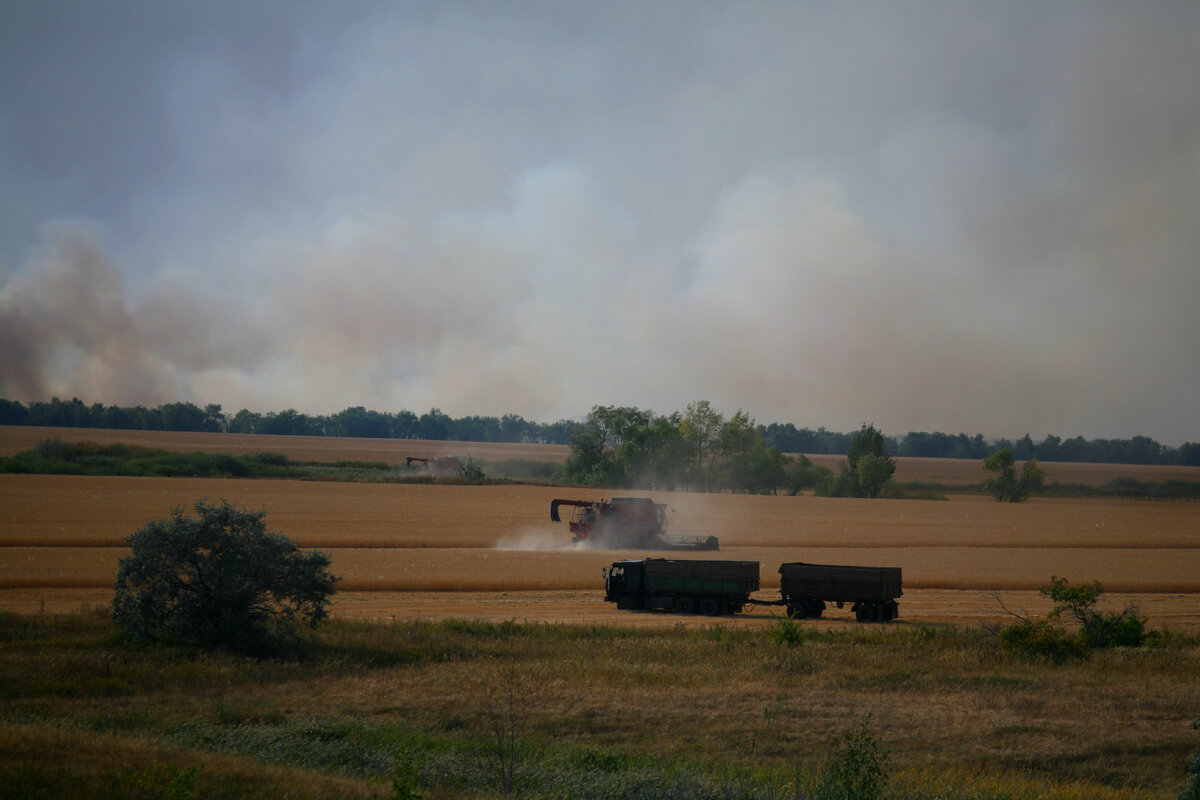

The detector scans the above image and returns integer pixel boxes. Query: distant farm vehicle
[405,456,464,478]
[601,558,903,621]
[550,497,719,551]
[603,558,759,615]
[778,561,903,621]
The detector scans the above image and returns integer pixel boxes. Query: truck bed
[643,558,760,594]
[778,561,902,603]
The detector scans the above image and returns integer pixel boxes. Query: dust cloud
[494,528,575,552]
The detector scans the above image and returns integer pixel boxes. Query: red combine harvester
[549,497,719,551]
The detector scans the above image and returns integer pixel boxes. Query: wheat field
[2,465,1198,630]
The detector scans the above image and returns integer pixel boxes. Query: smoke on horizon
[2,2,1197,444]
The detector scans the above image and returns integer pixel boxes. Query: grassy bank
[2,609,1197,799]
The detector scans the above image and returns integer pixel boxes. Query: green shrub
[804,716,889,800]
[998,619,1086,664]
[1000,576,1149,663]
[112,500,338,654]
[1081,609,1147,650]
[1180,719,1200,800]
[769,613,805,647]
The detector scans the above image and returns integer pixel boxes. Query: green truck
[779,561,903,621]
[602,557,903,622]
[602,558,760,616]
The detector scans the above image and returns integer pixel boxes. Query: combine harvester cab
[550,497,718,551]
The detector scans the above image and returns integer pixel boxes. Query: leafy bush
[982,448,1045,502]
[1080,609,1147,650]
[112,500,338,654]
[804,716,889,800]
[998,619,1086,664]
[1042,575,1149,650]
[1180,719,1200,800]
[1000,576,1148,662]
[769,613,806,647]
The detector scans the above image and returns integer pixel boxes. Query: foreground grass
[1,609,1197,799]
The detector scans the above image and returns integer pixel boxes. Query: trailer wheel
[676,596,695,614]
[855,604,877,622]
[699,597,720,616]
[805,599,825,619]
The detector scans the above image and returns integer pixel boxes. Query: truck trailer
[778,561,903,621]
[603,558,759,615]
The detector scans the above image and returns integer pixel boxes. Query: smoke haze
[2,1,1198,443]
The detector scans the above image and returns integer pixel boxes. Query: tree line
[562,405,901,496]
[1,396,1196,466]
[0,397,576,445]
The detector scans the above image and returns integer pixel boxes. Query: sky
[1,1,1198,444]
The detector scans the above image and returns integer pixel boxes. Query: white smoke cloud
[1,2,1198,443]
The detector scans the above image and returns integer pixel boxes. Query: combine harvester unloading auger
[549,497,719,551]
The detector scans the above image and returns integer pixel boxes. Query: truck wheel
[676,596,695,614]
[699,597,720,616]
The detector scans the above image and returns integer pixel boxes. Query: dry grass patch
[2,609,1198,798]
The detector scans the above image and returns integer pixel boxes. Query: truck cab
[603,560,644,609]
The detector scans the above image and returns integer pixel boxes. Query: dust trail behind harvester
[494,528,574,551]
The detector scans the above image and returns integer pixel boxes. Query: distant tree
[0,399,29,426]
[538,418,580,446]
[334,405,393,438]
[561,405,651,486]
[681,400,725,491]
[228,408,261,434]
[393,409,419,439]
[112,499,337,653]
[717,410,758,490]
[1036,434,1062,461]
[258,409,310,436]
[202,403,226,433]
[783,454,833,495]
[562,412,616,486]
[1177,443,1200,467]
[820,424,896,498]
[417,408,452,440]
[499,413,530,443]
[983,448,1045,502]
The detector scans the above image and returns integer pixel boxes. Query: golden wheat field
[2,428,1199,631]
